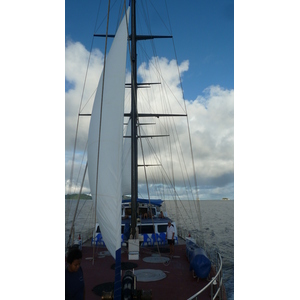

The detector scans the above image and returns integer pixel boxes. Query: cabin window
[157,224,168,233]
[139,225,154,234]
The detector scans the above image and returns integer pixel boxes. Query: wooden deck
[76,240,225,300]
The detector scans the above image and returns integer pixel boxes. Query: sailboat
[66,1,226,299]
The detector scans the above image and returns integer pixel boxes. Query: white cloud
[65,41,104,194]
[65,40,104,151]
[187,86,234,178]
[65,41,234,199]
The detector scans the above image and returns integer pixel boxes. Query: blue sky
[65,0,234,200]
[65,0,234,100]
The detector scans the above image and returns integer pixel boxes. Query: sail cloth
[87,7,130,260]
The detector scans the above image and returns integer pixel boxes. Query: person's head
[66,248,82,272]
[168,221,171,227]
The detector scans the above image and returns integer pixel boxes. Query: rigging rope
[92,0,112,265]
[66,163,88,250]
[66,0,103,197]
[135,0,204,243]
[67,0,205,251]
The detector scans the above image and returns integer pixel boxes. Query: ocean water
[65,199,234,300]
[163,200,234,300]
[204,201,234,300]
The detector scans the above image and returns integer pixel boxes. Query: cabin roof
[122,198,163,207]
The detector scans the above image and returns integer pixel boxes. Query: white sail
[87,8,130,259]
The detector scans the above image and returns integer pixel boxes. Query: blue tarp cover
[122,198,163,207]
[186,240,211,279]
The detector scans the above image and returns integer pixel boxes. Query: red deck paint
[76,242,226,300]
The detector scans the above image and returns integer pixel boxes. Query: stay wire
[164,0,203,237]
[92,0,112,264]
[67,0,103,196]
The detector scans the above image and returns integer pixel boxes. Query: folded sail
[87,7,130,259]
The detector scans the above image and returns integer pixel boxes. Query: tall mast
[130,0,138,238]
[90,0,175,240]
[129,0,176,238]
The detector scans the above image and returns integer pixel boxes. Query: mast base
[128,239,139,260]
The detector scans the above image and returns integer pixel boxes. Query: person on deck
[143,209,152,219]
[159,211,164,218]
[166,221,175,257]
[65,247,85,300]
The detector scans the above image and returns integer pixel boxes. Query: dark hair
[66,248,82,264]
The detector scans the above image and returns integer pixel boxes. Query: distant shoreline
[65,193,92,200]
[65,194,233,201]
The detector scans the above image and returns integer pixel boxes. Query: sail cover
[88,7,130,259]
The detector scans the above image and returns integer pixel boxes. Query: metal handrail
[186,252,223,300]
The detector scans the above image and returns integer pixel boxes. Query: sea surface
[65,199,234,300]
[162,200,234,300]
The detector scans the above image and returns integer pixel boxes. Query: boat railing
[186,252,223,300]
[176,228,224,300]
[66,227,94,250]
